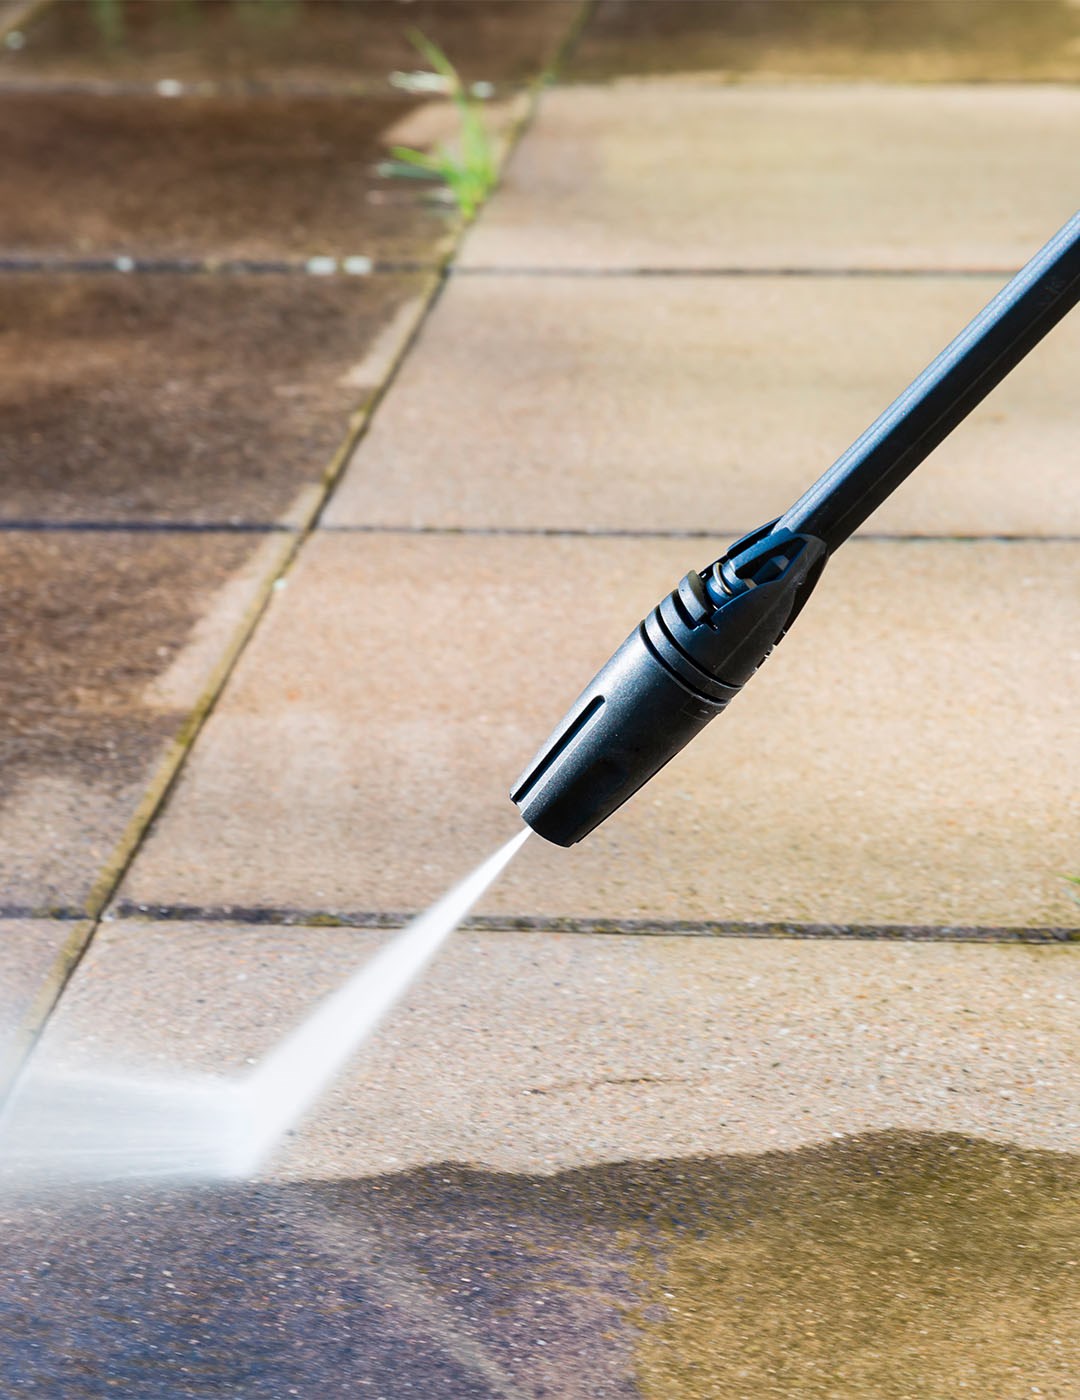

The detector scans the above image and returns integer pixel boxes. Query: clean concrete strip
[324,271,1080,535]
[0,919,86,1094]
[116,533,1080,931]
[461,84,1080,272]
[30,922,1080,1176]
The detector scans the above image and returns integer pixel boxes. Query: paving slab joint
[105,904,1080,945]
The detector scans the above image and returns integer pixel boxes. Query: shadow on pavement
[0,1131,1075,1397]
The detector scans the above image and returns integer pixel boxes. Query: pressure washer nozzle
[511,522,828,846]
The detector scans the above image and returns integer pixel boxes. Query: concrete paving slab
[0,0,579,89]
[118,533,1080,929]
[0,529,291,914]
[570,0,1080,84]
[0,918,79,1082]
[35,922,1080,1172]
[0,270,432,524]
[2,922,1075,1396]
[460,84,1080,271]
[0,90,504,262]
[325,271,1080,535]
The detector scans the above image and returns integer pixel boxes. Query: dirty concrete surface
[0,271,433,523]
[0,90,467,263]
[1,0,1078,1395]
[0,0,579,89]
[0,1133,1076,1398]
[0,529,286,913]
[569,0,1080,84]
[7,920,1078,1393]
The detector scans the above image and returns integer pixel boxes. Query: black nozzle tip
[511,526,828,847]
[511,624,728,846]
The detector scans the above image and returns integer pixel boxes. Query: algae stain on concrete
[623,1133,1079,1399]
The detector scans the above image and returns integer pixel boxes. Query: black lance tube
[778,208,1080,553]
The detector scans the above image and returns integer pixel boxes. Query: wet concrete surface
[0,1134,1074,1397]
[0,271,432,523]
[0,90,468,261]
[570,0,1080,84]
[461,84,1080,271]
[116,533,1080,930]
[326,271,1080,535]
[0,0,579,90]
[0,530,281,913]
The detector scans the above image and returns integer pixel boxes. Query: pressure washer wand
[512,209,1080,847]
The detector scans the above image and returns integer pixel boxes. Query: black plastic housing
[511,525,827,845]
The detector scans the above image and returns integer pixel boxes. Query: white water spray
[232,826,530,1177]
[0,828,530,1185]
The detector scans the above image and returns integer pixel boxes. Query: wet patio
[1,2,1077,1395]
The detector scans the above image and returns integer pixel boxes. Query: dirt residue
[0,1133,1075,1396]
[0,272,428,521]
[0,530,255,796]
[1,0,579,88]
[622,1132,1080,1398]
[571,0,1080,83]
[0,91,450,261]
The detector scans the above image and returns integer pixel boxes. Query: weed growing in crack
[382,31,496,221]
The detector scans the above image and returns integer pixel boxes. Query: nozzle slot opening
[510,694,605,806]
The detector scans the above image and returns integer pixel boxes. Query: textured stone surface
[0,0,579,88]
[325,271,1080,534]
[0,271,432,523]
[0,90,488,261]
[118,533,1080,929]
[0,919,77,1080]
[570,0,1080,84]
[461,84,1080,271]
[31,922,1080,1172]
[0,530,290,913]
[0,270,431,523]
[0,1130,1074,1398]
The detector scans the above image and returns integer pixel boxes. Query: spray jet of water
[0,829,530,1186]
[230,826,530,1178]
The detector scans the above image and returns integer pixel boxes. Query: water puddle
[0,828,530,1185]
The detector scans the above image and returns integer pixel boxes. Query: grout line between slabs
[0,76,529,99]
[2,0,596,1100]
[454,265,1024,279]
[0,255,434,276]
[318,525,1080,544]
[4,522,1078,542]
[0,519,297,534]
[104,904,1080,944]
[0,257,1025,279]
